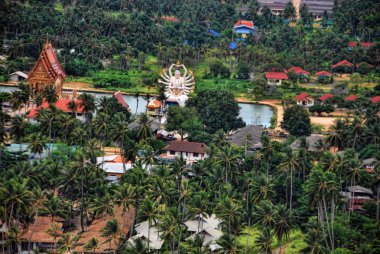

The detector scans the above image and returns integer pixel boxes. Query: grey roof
[348,185,373,195]
[227,125,263,150]
[10,71,28,79]
[128,117,161,132]
[361,158,378,167]
[290,134,324,152]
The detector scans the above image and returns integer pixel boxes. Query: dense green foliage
[282,105,312,136]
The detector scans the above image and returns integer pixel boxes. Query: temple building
[27,41,65,96]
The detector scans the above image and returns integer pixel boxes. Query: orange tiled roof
[21,216,63,243]
[147,99,162,109]
[73,206,135,253]
[26,98,84,118]
[234,20,254,28]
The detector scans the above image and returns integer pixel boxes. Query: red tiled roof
[319,94,334,101]
[164,141,207,154]
[288,66,310,75]
[113,91,131,111]
[21,216,63,243]
[315,71,333,77]
[265,72,288,80]
[162,16,179,22]
[332,60,353,69]
[26,98,84,118]
[371,96,380,103]
[345,94,358,101]
[348,41,376,48]
[295,93,312,101]
[234,20,254,28]
[147,99,162,109]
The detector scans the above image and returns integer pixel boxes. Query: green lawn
[237,227,307,254]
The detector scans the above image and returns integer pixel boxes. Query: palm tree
[84,238,99,253]
[90,194,115,220]
[78,93,95,120]
[139,198,159,251]
[97,96,113,115]
[253,200,276,229]
[216,197,242,235]
[6,226,24,254]
[216,146,240,184]
[10,115,27,152]
[37,105,61,156]
[114,183,137,230]
[109,113,130,172]
[93,112,111,165]
[43,85,58,105]
[158,214,178,254]
[217,233,238,254]
[46,223,62,250]
[134,92,140,114]
[279,151,300,213]
[255,228,273,254]
[136,113,152,141]
[325,118,346,150]
[27,134,48,159]
[42,196,67,222]
[101,219,121,253]
[273,205,293,254]
[0,178,34,226]
[56,233,79,254]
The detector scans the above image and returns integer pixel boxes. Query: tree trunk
[377,184,380,223]
[290,167,293,213]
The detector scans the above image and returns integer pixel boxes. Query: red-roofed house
[332,60,353,69]
[233,20,255,37]
[26,98,86,123]
[113,91,131,111]
[370,96,380,104]
[316,71,333,77]
[147,99,162,116]
[161,141,208,165]
[345,94,358,101]
[319,94,334,104]
[97,155,133,182]
[265,72,288,86]
[348,41,376,48]
[161,16,179,22]
[296,93,314,107]
[288,66,310,76]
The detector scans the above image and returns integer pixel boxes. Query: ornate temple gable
[27,41,65,96]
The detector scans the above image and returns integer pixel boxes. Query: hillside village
[1,0,380,253]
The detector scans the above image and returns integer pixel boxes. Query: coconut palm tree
[253,200,276,229]
[56,233,79,254]
[43,85,58,105]
[139,198,159,251]
[255,228,273,254]
[46,223,62,250]
[114,183,137,230]
[27,134,48,159]
[97,96,113,115]
[279,151,301,213]
[93,112,111,165]
[78,93,95,120]
[109,113,130,172]
[10,115,27,152]
[134,92,140,114]
[273,205,293,254]
[158,214,178,254]
[84,238,99,253]
[136,113,152,141]
[216,146,240,184]
[101,219,121,253]
[89,193,115,220]
[217,233,238,254]
[216,197,242,235]
[6,226,24,254]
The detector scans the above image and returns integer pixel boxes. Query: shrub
[92,71,132,88]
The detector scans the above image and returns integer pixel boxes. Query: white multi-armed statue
[158,62,195,107]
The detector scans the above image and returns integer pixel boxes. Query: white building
[97,155,133,182]
[265,72,288,86]
[185,214,223,249]
[161,141,208,165]
[9,71,28,82]
[129,220,164,250]
[295,93,314,107]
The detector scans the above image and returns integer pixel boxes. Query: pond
[0,85,274,127]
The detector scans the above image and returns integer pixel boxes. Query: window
[170,151,175,155]
[77,113,82,116]
[193,153,199,157]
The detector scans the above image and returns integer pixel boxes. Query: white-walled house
[265,72,288,86]
[161,141,208,165]
[295,93,314,107]
[9,71,28,82]
[97,155,133,182]
[27,98,87,123]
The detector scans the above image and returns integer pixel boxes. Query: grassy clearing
[237,227,307,254]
